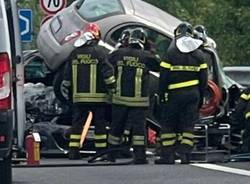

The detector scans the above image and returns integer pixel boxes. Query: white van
[0,0,23,183]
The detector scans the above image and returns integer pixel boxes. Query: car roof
[223,66,250,72]
[97,0,181,40]
[129,0,181,34]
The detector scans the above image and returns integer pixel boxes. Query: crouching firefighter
[155,22,208,164]
[241,100,250,152]
[230,87,250,151]
[61,23,115,159]
[107,27,160,164]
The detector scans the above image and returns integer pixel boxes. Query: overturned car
[27,0,243,161]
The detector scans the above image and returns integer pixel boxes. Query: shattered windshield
[77,0,124,21]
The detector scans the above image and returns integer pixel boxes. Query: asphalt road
[12,159,250,184]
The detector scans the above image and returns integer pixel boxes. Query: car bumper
[0,110,13,158]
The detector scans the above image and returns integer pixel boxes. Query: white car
[0,0,22,183]
[37,0,180,71]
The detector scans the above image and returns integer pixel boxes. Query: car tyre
[0,154,12,184]
[53,66,71,105]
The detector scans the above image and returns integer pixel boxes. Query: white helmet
[74,32,95,47]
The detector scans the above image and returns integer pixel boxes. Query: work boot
[154,154,175,165]
[92,149,109,162]
[107,152,116,163]
[133,158,148,165]
[68,149,81,160]
[179,153,190,164]
[133,147,148,164]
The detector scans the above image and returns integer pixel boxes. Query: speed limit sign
[40,0,67,14]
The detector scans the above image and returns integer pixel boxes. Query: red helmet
[84,23,101,40]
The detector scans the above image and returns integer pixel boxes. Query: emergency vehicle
[0,0,23,183]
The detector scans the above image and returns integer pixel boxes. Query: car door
[0,0,23,183]
[0,0,13,183]
[104,24,172,58]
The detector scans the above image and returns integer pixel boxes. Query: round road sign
[40,0,67,14]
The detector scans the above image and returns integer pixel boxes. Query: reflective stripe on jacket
[109,47,159,107]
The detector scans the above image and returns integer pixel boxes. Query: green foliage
[145,0,250,66]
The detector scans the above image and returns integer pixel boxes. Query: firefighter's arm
[101,51,116,93]
[159,60,171,103]
[60,54,73,100]
[62,59,72,81]
[198,61,208,108]
[231,98,247,128]
[144,51,160,72]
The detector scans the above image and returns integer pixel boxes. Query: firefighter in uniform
[107,28,159,164]
[155,22,208,164]
[114,29,133,147]
[61,23,115,159]
[115,28,131,49]
[230,87,250,151]
[193,25,217,82]
[242,99,250,152]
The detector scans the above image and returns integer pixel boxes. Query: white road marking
[191,163,250,177]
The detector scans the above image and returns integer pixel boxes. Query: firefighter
[231,88,250,128]
[242,99,250,152]
[115,29,133,147]
[193,25,215,80]
[107,27,160,164]
[155,22,208,164]
[230,87,250,151]
[61,23,115,159]
[115,28,131,49]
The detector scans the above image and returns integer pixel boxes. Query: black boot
[133,147,148,165]
[93,149,109,162]
[154,154,175,164]
[134,158,149,164]
[106,145,120,163]
[179,153,190,164]
[68,148,81,160]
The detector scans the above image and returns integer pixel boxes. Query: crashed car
[34,0,242,161]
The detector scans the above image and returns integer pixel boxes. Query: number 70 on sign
[40,0,67,14]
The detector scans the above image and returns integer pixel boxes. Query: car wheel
[0,155,12,184]
[53,67,71,105]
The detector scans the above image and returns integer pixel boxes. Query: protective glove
[60,80,71,100]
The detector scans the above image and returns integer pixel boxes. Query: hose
[200,80,222,117]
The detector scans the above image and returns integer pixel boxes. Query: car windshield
[77,0,124,21]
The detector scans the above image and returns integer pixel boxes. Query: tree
[145,0,250,66]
